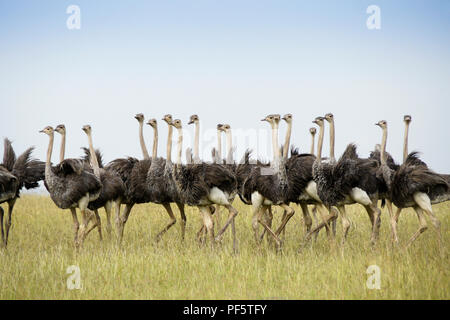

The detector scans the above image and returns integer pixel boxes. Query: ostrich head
[146,118,157,128]
[261,114,280,125]
[312,116,324,126]
[55,124,66,135]
[217,124,224,131]
[375,120,387,129]
[82,125,92,134]
[282,113,293,123]
[39,126,54,136]
[324,113,334,123]
[404,115,412,123]
[134,113,145,123]
[162,114,173,125]
[171,119,182,129]
[309,127,317,135]
[221,124,231,132]
[188,114,199,125]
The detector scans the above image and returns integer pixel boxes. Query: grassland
[0,195,448,299]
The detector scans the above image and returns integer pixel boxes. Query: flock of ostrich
[0,113,449,251]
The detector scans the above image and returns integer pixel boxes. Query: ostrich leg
[155,203,177,242]
[0,207,4,246]
[4,198,16,246]
[175,202,187,241]
[70,208,80,243]
[104,200,113,237]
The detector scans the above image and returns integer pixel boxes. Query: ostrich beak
[39,129,44,133]
[188,120,194,125]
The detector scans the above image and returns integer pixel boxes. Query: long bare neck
[403,122,410,164]
[176,128,183,165]
[316,124,324,161]
[86,132,100,177]
[217,130,222,162]
[166,124,173,163]
[226,130,233,164]
[59,132,66,163]
[329,119,335,162]
[282,122,292,159]
[46,134,54,172]
[138,121,150,160]
[194,121,200,162]
[310,133,316,155]
[152,126,158,159]
[271,122,281,161]
[380,126,388,165]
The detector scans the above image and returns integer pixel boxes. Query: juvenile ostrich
[82,125,125,238]
[0,139,44,246]
[309,127,318,224]
[40,126,102,248]
[146,116,187,241]
[376,120,449,247]
[105,114,154,242]
[170,119,239,250]
[306,115,382,244]
[243,114,295,248]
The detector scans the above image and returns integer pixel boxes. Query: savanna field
[0,195,448,300]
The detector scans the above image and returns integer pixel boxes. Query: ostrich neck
[329,120,335,162]
[59,133,66,163]
[271,122,281,162]
[282,121,292,159]
[194,121,200,162]
[226,130,233,164]
[45,134,54,175]
[380,126,388,165]
[403,122,410,164]
[138,121,150,160]
[86,132,100,178]
[310,134,316,155]
[316,124,324,161]
[176,128,183,165]
[217,130,222,162]
[166,124,173,163]
[152,126,158,159]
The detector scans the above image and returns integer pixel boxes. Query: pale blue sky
[1,0,449,180]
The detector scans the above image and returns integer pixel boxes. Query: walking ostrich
[40,126,102,248]
[81,125,125,238]
[146,116,187,241]
[102,114,152,242]
[305,115,382,244]
[309,127,319,224]
[375,120,449,247]
[243,114,295,248]
[170,118,239,250]
[54,124,120,238]
[0,139,44,246]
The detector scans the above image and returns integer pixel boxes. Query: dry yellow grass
[0,195,448,299]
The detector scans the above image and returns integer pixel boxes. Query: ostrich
[40,126,102,248]
[309,127,318,224]
[170,118,239,250]
[105,114,155,242]
[146,116,187,241]
[81,125,125,238]
[54,124,119,238]
[305,115,382,244]
[375,120,449,247]
[0,139,44,247]
[243,114,295,248]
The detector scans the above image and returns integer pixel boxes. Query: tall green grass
[0,195,448,299]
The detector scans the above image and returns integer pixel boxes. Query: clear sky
[1,0,449,184]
